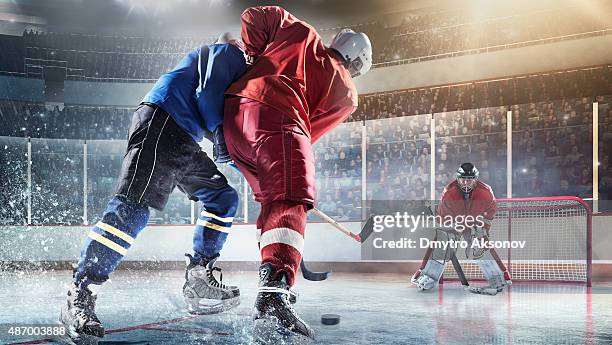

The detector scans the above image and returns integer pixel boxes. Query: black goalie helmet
[456,162,479,193]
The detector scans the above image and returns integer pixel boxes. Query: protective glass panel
[366,114,431,201]
[152,190,192,225]
[512,98,593,198]
[312,121,362,220]
[86,140,125,224]
[81,106,133,140]
[598,95,612,211]
[31,138,84,225]
[212,163,245,223]
[247,188,261,224]
[0,136,28,225]
[435,107,508,198]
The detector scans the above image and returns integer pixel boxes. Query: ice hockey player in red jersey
[411,162,512,295]
[222,5,372,343]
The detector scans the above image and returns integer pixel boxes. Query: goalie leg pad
[412,259,445,291]
[473,251,512,294]
[411,229,456,291]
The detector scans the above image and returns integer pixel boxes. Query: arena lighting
[115,0,174,15]
[115,0,226,11]
[0,12,46,25]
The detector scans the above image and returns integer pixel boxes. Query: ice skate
[253,263,315,345]
[183,253,240,314]
[59,283,104,345]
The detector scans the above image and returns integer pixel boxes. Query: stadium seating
[0,5,609,80]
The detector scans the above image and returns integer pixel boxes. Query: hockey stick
[449,253,469,287]
[300,208,379,281]
[425,203,470,287]
[300,259,330,281]
[311,207,375,243]
[300,207,371,281]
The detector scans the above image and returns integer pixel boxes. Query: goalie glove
[212,126,232,163]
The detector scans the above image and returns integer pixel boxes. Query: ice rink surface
[1,269,611,345]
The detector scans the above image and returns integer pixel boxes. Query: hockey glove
[213,126,232,163]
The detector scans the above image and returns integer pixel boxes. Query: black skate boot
[59,283,104,344]
[183,253,240,314]
[253,263,315,344]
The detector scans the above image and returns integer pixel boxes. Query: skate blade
[253,317,314,345]
[185,296,240,315]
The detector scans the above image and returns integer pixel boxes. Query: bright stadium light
[115,0,173,15]
[115,0,228,12]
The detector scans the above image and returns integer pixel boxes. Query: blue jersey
[142,43,247,142]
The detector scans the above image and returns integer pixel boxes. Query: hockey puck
[321,314,340,325]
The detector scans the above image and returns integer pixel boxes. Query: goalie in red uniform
[411,163,512,295]
[222,6,372,343]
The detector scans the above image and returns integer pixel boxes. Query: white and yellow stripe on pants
[197,210,233,233]
[88,221,135,256]
[196,219,232,233]
[200,210,234,223]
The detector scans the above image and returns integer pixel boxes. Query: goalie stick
[425,203,470,287]
[449,253,469,287]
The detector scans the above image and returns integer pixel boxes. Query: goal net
[441,197,592,286]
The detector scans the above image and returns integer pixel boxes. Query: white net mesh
[442,197,591,284]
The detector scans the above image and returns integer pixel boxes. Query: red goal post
[441,196,593,286]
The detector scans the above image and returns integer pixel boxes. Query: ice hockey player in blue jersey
[60,34,247,344]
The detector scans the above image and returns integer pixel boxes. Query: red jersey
[437,180,497,231]
[226,6,358,143]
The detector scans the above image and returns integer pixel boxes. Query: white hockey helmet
[216,32,244,51]
[216,32,234,44]
[329,28,372,78]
